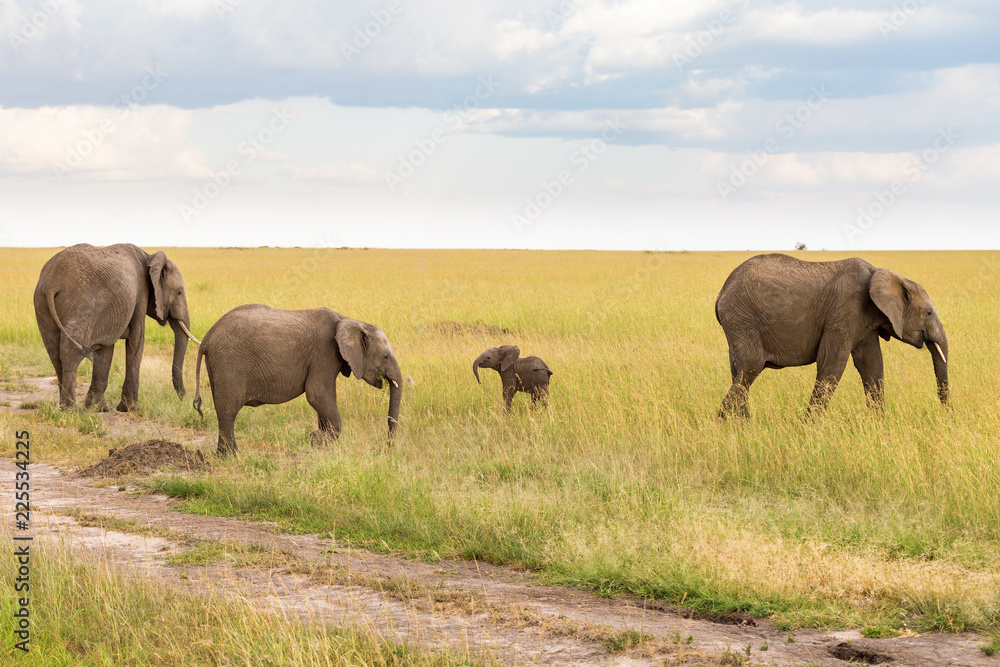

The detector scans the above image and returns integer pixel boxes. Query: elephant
[716,253,948,417]
[192,304,402,455]
[33,243,199,411]
[473,345,553,409]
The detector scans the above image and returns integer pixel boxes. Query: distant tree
[794,242,807,251]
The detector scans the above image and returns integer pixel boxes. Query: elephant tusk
[178,320,201,345]
[932,341,947,364]
[389,378,399,388]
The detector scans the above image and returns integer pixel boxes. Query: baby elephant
[473,345,552,409]
[193,304,402,455]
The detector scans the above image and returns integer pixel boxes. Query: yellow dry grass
[3,246,1000,632]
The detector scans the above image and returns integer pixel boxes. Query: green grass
[862,625,900,638]
[602,630,654,653]
[166,540,289,568]
[0,536,475,666]
[5,247,1000,636]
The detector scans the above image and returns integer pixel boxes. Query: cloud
[282,161,383,185]
[0,103,208,181]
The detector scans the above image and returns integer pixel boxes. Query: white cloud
[283,161,383,185]
[0,104,208,181]
[136,0,216,21]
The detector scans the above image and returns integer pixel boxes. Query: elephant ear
[870,268,908,339]
[335,319,367,379]
[499,345,520,372]
[147,251,168,322]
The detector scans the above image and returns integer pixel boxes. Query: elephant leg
[215,404,240,456]
[808,336,851,414]
[117,320,144,412]
[305,379,341,446]
[502,385,516,410]
[852,333,885,411]
[85,344,115,411]
[57,338,84,408]
[719,344,763,419]
[40,330,63,395]
[530,385,548,409]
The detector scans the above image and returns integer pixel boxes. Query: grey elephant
[192,304,402,455]
[33,243,199,411]
[716,253,948,417]
[473,345,553,409]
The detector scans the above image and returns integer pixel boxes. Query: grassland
[0,528,470,666]
[3,247,1000,639]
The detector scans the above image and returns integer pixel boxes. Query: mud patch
[648,602,758,627]
[829,641,892,664]
[83,439,208,477]
[428,320,512,337]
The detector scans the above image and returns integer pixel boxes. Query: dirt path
[3,378,998,665]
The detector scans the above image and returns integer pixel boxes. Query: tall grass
[0,531,472,665]
[4,247,1000,632]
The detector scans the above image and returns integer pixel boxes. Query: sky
[1,0,998,251]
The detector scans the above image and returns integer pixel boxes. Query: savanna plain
[2,247,1000,664]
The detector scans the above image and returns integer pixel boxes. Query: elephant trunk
[387,360,402,445]
[929,330,948,405]
[472,353,485,384]
[169,318,189,398]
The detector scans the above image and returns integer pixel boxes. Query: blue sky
[1,0,998,250]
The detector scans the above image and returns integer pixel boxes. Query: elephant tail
[192,343,206,419]
[45,289,108,369]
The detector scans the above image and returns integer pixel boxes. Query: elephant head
[870,269,948,403]
[335,318,403,441]
[473,345,519,383]
[146,251,198,398]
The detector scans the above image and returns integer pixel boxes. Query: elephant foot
[87,401,112,413]
[216,440,238,457]
[310,430,338,447]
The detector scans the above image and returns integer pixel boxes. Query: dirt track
[3,378,999,666]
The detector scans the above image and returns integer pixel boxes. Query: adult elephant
[192,304,402,455]
[716,253,948,417]
[34,243,199,411]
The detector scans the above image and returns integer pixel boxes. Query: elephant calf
[193,304,402,455]
[716,253,948,417]
[473,345,552,409]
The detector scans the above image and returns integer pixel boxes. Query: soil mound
[83,439,207,477]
